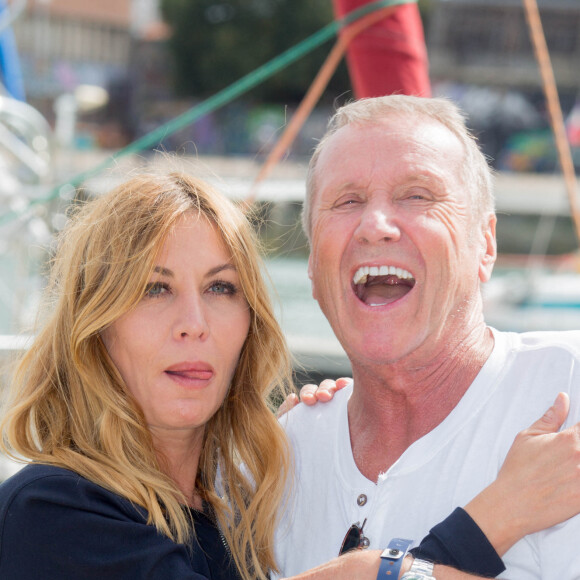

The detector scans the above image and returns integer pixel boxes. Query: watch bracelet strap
[378,538,413,579]
[408,558,435,577]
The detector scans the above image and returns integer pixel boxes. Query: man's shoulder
[279,382,351,439]
[504,329,580,356]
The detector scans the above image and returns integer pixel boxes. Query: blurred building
[427,0,580,90]
[425,0,580,171]
[6,0,167,146]
[12,0,131,102]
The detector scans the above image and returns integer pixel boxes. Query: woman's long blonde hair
[0,172,293,580]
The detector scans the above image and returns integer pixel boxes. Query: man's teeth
[352,265,414,285]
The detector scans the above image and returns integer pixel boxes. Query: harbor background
[1,151,579,387]
[0,0,579,478]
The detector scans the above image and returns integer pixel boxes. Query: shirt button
[357,494,367,506]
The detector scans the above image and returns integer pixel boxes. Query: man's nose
[355,203,401,244]
[173,295,210,340]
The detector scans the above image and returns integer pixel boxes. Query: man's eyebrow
[334,181,362,192]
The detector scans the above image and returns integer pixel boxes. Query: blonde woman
[0,172,579,580]
[0,172,292,580]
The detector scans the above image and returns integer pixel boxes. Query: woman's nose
[173,295,210,340]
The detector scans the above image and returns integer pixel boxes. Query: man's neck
[347,325,495,482]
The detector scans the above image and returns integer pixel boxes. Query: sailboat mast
[522,0,580,248]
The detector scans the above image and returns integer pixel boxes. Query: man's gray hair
[302,95,495,243]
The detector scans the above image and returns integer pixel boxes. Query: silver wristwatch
[401,557,435,580]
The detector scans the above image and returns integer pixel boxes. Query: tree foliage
[160,0,350,102]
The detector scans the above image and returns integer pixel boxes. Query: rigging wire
[0,0,416,227]
[243,3,402,207]
[522,0,580,249]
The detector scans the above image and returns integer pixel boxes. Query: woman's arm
[463,392,580,555]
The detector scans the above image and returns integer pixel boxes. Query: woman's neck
[151,426,205,508]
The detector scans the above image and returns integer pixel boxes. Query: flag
[332,0,430,98]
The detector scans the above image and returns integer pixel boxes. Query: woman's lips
[164,362,214,382]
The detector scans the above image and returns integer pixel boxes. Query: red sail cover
[332,0,431,98]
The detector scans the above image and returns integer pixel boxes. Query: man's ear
[479,213,497,283]
[307,253,317,300]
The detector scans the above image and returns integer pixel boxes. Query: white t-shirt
[275,329,580,579]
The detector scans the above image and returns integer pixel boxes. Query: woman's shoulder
[0,464,211,579]
[0,463,146,524]
[1,462,77,485]
[1,463,100,495]
[0,463,78,502]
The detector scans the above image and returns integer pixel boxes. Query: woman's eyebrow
[206,263,237,277]
[153,266,174,277]
[152,264,237,278]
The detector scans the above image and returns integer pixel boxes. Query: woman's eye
[144,282,169,298]
[208,281,237,295]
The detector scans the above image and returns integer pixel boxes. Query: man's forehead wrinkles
[321,179,369,197]
[405,169,448,186]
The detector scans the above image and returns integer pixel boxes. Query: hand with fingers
[465,392,580,556]
[299,377,353,405]
[277,378,352,417]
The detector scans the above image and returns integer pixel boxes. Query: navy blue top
[411,508,505,577]
[0,464,504,579]
[0,464,240,579]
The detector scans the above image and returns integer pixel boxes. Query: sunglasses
[339,518,368,556]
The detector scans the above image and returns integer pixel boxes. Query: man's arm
[284,550,493,580]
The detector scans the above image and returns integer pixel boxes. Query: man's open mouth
[352,265,416,306]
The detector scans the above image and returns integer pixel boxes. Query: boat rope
[243,3,403,207]
[0,0,416,227]
[522,0,580,248]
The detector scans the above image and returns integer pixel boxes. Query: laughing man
[276,95,580,579]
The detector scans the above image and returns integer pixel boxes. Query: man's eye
[144,282,169,297]
[334,198,361,208]
[404,187,432,201]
